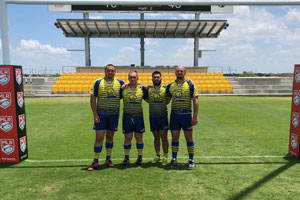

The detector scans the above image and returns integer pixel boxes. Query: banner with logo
[0,65,28,163]
[289,64,300,158]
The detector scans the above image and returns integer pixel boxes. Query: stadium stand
[51,72,233,94]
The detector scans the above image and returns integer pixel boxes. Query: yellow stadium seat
[202,76,208,80]
[64,85,71,93]
[70,85,76,93]
[83,85,90,93]
[226,84,233,92]
[213,84,220,92]
[207,84,213,92]
[220,84,226,92]
[77,85,83,93]
[58,85,64,93]
[201,84,208,92]
[52,85,58,93]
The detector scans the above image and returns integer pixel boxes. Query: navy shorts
[123,115,145,134]
[169,112,193,131]
[150,115,168,132]
[93,113,119,132]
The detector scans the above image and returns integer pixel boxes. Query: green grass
[1,96,300,200]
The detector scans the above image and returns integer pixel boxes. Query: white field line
[25,155,290,163]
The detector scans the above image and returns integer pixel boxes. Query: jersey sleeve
[166,83,172,97]
[189,82,199,98]
[90,79,102,97]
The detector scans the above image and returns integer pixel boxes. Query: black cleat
[169,158,177,167]
[188,159,195,169]
[135,158,142,166]
[122,158,130,165]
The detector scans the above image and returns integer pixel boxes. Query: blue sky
[1,4,300,74]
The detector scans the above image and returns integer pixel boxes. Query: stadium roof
[55,19,228,38]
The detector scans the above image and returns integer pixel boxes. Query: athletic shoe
[188,159,195,169]
[122,158,130,165]
[151,156,161,163]
[105,159,115,167]
[169,158,177,167]
[136,158,142,166]
[88,162,99,171]
[161,156,168,166]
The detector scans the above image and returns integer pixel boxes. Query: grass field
[1,96,300,200]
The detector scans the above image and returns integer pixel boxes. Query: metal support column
[140,13,145,66]
[83,12,91,66]
[194,13,200,67]
[0,0,11,64]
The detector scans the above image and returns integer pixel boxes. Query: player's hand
[187,79,195,85]
[121,82,129,89]
[142,84,148,90]
[94,115,100,123]
[191,116,198,126]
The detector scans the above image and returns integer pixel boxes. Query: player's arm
[187,79,195,85]
[165,84,172,104]
[191,96,199,126]
[90,95,100,123]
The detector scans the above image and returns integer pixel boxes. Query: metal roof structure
[55,19,228,39]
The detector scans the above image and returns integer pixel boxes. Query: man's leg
[123,133,133,165]
[152,130,161,162]
[88,130,105,171]
[105,130,115,167]
[171,130,180,161]
[184,130,195,168]
[134,132,144,165]
[159,129,169,165]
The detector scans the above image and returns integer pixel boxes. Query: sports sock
[187,141,195,160]
[124,144,131,160]
[172,141,179,159]
[93,146,102,163]
[136,143,144,160]
[105,142,113,160]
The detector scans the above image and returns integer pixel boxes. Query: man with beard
[145,71,170,165]
[88,64,124,171]
[166,66,199,169]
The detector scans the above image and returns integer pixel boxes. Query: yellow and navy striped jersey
[121,86,147,116]
[90,78,124,114]
[147,85,168,117]
[166,81,198,114]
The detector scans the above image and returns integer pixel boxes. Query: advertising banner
[289,64,300,158]
[0,65,28,163]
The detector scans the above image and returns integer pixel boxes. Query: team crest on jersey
[107,88,115,97]
[0,139,14,155]
[20,136,27,153]
[128,93,137,102]
[295,69,300,83]
[15,68,22,85]
[0,68,10,85]
[175,91,182,98]
[291,133,298,150]
[0,116,13,132]
[153,92,161,101]
[294,90,300,106]
[0,92,11,109]
[18,114,25,130]
[292,112,299,128]
[17,92,24,108]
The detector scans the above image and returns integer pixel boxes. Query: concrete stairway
[227,77,292,96]
[23,77,58,97]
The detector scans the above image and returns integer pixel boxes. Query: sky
[1,4,300,74]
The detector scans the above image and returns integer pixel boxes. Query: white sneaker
[188,159,195,169]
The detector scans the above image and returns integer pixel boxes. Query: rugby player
[121,70,147,166]
[88,64,124,171]
[145,71,170,165]
[166,66,199,168]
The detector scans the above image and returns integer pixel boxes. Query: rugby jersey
[90,78,124,114]
[166,81,198,114]
[121,86,147,116]
[147,85,168,117]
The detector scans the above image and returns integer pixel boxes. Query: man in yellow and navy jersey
[145,71,170,165]
[166,66,199,169]
[121,70,147,166]
[88,64,124,171]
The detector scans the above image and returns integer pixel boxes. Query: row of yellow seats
[198,84,233,92]
[52,84,91,93]
[56,80,95,85]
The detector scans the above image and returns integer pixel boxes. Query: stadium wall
[76,66,208,73]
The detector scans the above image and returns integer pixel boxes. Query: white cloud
[106,45,138,65]
[145,38,158,46]
[284,8,300,24]
[91,41,109,48]
[227,43,256,55]
[89,15,103,20]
